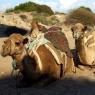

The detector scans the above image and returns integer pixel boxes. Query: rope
[11,69,21,94]
[28,34,50,51]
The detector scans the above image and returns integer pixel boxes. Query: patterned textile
[28,34,50,50]
[44,30,73,58]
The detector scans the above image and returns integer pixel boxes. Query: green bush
[32,15,59,25]
[19,14,27,21]
[6,8,14,13]
[32,16,50,25]
[5,2,54,16]
[79,6,92,12]
[66,7,95,26]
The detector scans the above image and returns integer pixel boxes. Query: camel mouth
[0,46,10,57]
[1,51,8,57]
[0,49,9,57]
[72,35,79,39]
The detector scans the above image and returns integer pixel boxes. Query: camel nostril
[4,41,6,44]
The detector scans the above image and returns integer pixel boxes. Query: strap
[28,35,50,50]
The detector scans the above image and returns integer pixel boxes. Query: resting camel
[71,23,95,66]
[1,23,76,82]
[30,21,73,58]
[1,33,75,82]
[30,21,76,73]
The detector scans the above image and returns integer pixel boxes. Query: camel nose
[73,33,78,39]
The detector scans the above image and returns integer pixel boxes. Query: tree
[5,2,54,16]
[66,7,95,26]
[79,6,92,12]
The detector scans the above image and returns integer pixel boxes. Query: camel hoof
[72,66,76,73]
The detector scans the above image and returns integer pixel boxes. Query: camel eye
[15,42,20,46]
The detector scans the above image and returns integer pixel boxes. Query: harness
[28,34,50,50]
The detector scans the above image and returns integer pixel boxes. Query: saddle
[44,31,73,58]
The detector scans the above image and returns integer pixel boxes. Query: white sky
[0,0,95,13]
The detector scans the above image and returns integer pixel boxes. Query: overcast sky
[0,0,95,13]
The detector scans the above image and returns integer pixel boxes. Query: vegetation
[5,2,54,16]
[66,7,95,26]
[79,6,92,12]
[19,14,27,19]
[32,15,59,25]
[19,14,27,22]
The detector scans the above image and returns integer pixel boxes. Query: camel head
[71,23,87,39]
[1,33,28,57]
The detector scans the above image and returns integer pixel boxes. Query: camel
[30,21,73,58]
[1,33,75,82]
[71,23,95,66]
[1,22,76,86]
[29,21,76,73]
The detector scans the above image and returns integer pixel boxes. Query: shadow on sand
[71,49,81,67]
[0,24,28,37]
[0,75,95,95]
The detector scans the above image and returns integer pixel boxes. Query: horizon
[0,0,95,13]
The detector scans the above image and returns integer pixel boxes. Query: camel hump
[44,31,73,58]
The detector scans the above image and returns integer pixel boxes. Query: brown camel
[1,33,75,83]
[71,23,95,66]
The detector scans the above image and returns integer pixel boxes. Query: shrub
[32,16,50,25]
[32,15,59,25]
[6,8,14,13]
[5,2,54,16]
[66,7,95,26]
[19,14,27,21]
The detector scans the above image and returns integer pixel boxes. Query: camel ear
[23,38,28,44]
[83,26,87,31]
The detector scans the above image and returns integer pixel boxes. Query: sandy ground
[0,32,95,95]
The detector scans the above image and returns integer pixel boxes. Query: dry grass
[66,8,95,26]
